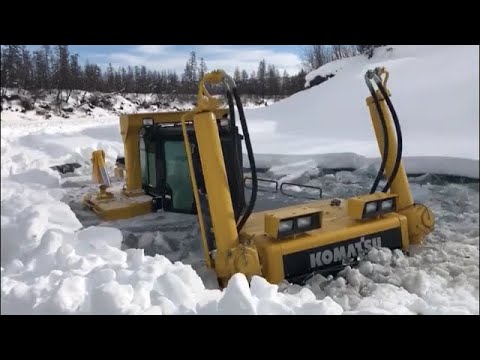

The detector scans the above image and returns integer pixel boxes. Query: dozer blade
[83,192,153,221]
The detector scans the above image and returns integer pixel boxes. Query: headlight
[365,202,378,214]
[297,216,312,230]
[265,210,322,239]
[381,199,394,211]
[279,220,294,233]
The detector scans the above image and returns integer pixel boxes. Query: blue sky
[28,45,305,75]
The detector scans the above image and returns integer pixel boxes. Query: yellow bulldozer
[83,68,435,287]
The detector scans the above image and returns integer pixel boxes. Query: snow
[252,154,479,180]
[1,45,479,315]
[245,45,479,172]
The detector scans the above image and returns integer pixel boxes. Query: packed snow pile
[1,45,479,315]
[245,45,479,167]
[0,114,345,315]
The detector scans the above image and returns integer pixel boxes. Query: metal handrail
[280,182,323,199]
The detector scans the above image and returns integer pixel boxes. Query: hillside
[244,45,479,178]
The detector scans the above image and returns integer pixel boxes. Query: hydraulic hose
[225,89,246,219]
[372,73,403,193]
[365,71,389,194]
[232,87,258,232]
[226,89,236,129]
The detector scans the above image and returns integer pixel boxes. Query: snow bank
[1,221,343,315]
[0,122,346,314]
[245,45,479,172]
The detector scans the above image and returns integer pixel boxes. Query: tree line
[0,45,307,101]
[301,45,386,71]
[1,45,385,103]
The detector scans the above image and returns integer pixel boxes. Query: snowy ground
[1,45,479,315]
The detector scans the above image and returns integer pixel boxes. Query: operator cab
[138,115,246,221]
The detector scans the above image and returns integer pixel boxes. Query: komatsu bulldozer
[83,67,435,286]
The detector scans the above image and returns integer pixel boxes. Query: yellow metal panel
[265,204,323,220]
[83,193,153,221]
[280,217,400,255]
[366,92,413,211]
[392,212,410,249]
[264,206,322,238]
[193,111,239,280]
[241,199,405,284]
[180,112,212,269]
[347,192,397,220]
[193,111,238,251]
[264,215,280,239]
[366,85,434,245]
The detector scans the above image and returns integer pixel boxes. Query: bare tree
[332,45,358,60]
[357,45,385,59]
[302,45,333,71]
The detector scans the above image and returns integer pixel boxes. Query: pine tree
[3,45,22,89]
[69,54,82,92]
[1,47,7,94]
[188,51,197,84]
[257,59,267,99]
[125,66,134,93]
[18,45,32,91]
[42,45,52,91]
[168,71,179,94]
[199,57,207,80]
[281,70,289,96]
[114,68,122,92]
[139,65,148,93]
[106,63,115,92]
[182,61,192,93]
[267,64,280,98]
[234,67,241,84]
[53,45,71,103]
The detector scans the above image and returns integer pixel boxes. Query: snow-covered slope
[245,45,479,170]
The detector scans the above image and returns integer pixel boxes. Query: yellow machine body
[179,68,433,285]
[83,68,435,285]
[241,199,409,284]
